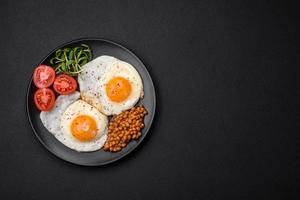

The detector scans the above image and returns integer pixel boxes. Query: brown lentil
[103,105,148,152]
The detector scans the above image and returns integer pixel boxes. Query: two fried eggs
[40,56,143,152]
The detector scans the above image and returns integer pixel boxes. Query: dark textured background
[0,0,299,199]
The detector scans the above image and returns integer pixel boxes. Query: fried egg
[78,55,143,115]
[40,92,108,152]
[60,100,108,152]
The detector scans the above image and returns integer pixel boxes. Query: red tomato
[34,88,55,111]
[33,65,56,88]
[53,74,77,95]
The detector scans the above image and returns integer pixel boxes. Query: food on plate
[33,65,56,88]
[34,88,56,111]
[40,92,80,135]
[50,44,92,76]
[53,74,77,95]
[78,55,143,115]
[60,100,108,152]
[103,105,147,152]
[33,45,148,153]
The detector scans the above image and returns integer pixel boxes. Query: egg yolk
[106,77,132,102]
[71,115,98,141]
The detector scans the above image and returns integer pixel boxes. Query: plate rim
[26,37,156,166]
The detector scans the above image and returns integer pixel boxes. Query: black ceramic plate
[26,38,156,166]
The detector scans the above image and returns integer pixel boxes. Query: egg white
[40,92,80,137]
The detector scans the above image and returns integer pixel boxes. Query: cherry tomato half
[33,65,56,88]
[34,88,55,111]
[53,74,77,95]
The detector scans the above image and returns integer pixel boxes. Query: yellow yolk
[71,115,98,141]
[106,77,132,102]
